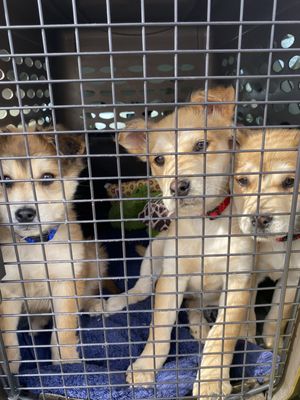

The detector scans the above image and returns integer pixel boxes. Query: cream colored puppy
[234,128,300,348]
[0,125,107,373]
[108,87,254,398]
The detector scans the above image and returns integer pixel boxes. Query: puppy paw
[87,299,106,315]
[192,380,232,399]
[263,335,283,350]
[263,336,274,349]
[263,321,283,349]
[105,295,127,316]
[51,345,80,364]
[126,361,155,387]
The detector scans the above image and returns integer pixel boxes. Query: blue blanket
[18,229,275,399]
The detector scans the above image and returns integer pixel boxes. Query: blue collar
[19,227,59,243]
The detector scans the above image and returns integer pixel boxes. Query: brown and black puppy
[0,124,107,373]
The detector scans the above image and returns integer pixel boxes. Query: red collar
[207,197,230,220]
[276,234,300,242]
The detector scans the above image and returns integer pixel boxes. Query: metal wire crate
[0,0,300,399]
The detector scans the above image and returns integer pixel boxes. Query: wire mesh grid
[0,0,300,399]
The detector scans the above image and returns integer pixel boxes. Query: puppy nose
[251,215,273,230]
[170,179,190,197]
[15,208,36,223]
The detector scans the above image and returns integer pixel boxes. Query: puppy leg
[106,236,165,314]
[263,277,296,349]
[218,290,256,344]
[83,296,106,314]
[80,242,108,314]
[51,281,80,363]
[186,298,210,342]
[193,275,251,399]
[0,300,22,373]
[126,274,189,386]
[239,305,257,344]
[82,277,106,315]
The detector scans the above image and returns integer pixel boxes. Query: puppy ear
[235,128,256,147]
[190,85,235,119]
[118,118,151,161]
[0,124,19,134]
[57,134,85,155]
[0,124,19,144]
[42,125,85,155]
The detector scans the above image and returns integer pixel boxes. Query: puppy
[234,128,300,348]
[107,87,254,398]
[0,124,107,373]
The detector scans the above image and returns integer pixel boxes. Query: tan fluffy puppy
[0,124,107,373]
[234,128,300,348]
[109,87,254,398]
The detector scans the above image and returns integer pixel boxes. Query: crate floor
[17,307,275,399]
[16,229,276,399]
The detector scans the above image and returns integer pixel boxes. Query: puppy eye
[193,140,208,152]
[2,175,13,188]
[236,177,249,187]
[41,173,55,185]
[154,155,165,166]
[282,177,295,189]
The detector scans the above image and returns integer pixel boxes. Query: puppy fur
[107,87,254,398]
[234,128,300,348]
[0,124,107,373]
